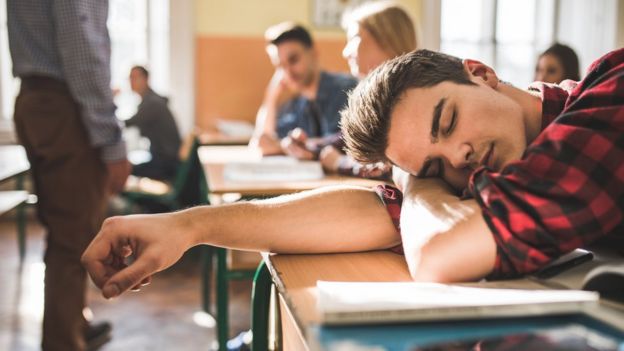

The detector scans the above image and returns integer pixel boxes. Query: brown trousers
[14,77,109,351]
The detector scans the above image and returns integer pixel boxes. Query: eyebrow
[430,98,446,144]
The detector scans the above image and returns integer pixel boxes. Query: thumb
[102,254,158,299]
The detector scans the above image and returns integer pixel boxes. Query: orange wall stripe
[195,35,351,130]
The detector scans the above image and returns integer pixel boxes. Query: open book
[223,157,324,182]
[316,281,599,325]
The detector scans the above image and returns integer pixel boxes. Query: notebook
[316,281,599,325]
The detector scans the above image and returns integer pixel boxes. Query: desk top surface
[0,145,29,183]
[263,251,415,328]
[198,146,385,195]
[0,190,28,216]
[198,132,250,146]
[263,251,624,350]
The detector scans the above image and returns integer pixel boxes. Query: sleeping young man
[82,48,624,299]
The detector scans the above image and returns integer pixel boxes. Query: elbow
[405,246,452,283]
[407,257,452,283]
[404,240,469,283]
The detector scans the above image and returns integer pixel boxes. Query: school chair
[213,248,260,350]
[122,136,208,213]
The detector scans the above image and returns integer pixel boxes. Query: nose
[447,143,473,170]
[342,40,356,60]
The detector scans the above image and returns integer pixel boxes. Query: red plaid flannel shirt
[377,48,624,278]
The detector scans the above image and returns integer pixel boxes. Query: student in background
[319,1,418,178]
[534,43,580,84]
[126,66,181,181]
[250,22,358,158]
[83,47,624,293]
[7,1,130,350]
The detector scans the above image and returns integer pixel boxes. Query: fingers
[82,217,134,291]
[101,252,161,299]
[130,276,153,292]
[82,233,117,289]
[289,128,307,142]
[281,137,315,160]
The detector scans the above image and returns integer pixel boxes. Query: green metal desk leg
[251,262,271,351]
[216,248,229,351]
[201,245,213,313]
[16,174,26,262]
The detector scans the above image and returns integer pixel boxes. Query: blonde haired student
[342,1,417,78]
[320,1,418,177]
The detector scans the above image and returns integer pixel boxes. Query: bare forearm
[400,177,497,282]
[181,185,400,253]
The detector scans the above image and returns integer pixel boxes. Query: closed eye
[444,109,457,136]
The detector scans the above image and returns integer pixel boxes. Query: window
[0,1,170,123]
[441,0,550,88]
[109,0,170,120]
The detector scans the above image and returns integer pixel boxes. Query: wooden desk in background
[0,144,31,261]
[197,145,387,351]
[198,132,250,146]
[0,145,29,183]
[198,145,384,196]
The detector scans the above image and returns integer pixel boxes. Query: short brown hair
[341,49,475,164]
[264,22,313,48]
[131,65,149,79]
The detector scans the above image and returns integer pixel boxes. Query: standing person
[319,1,418,177]
[250,22,358,158]
[126,65,181,181]
[534,43,580,84]
[7,1,131,350]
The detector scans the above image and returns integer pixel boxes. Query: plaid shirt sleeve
[53,0,125,161]
[375,184,404,254]
[470,48,624,279]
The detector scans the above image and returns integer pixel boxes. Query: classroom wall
[194,0,422,130]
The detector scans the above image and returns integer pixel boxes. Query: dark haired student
[250,22,357,158]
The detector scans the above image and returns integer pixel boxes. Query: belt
[20,75,69,92]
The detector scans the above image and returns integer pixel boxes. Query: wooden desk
[198,145,384,196]
[0,191,29,216]
[0,145,29,183]
[0,145,31,261]
[198,132,250,146]
[258,251,624,350]
[197,145,387,350]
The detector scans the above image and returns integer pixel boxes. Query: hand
[319,146,343,172]
[106,158,132,194]
[81,213,192,299]
[360,162,391,179]
[281,128,315,160]
[251,134,283,156]
[266,69,298,107]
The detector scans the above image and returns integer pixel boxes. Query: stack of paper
[316,281,599,325]
[224,159,324,182]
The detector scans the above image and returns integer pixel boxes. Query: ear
[462,59,499,88]
[310,46,319,61]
